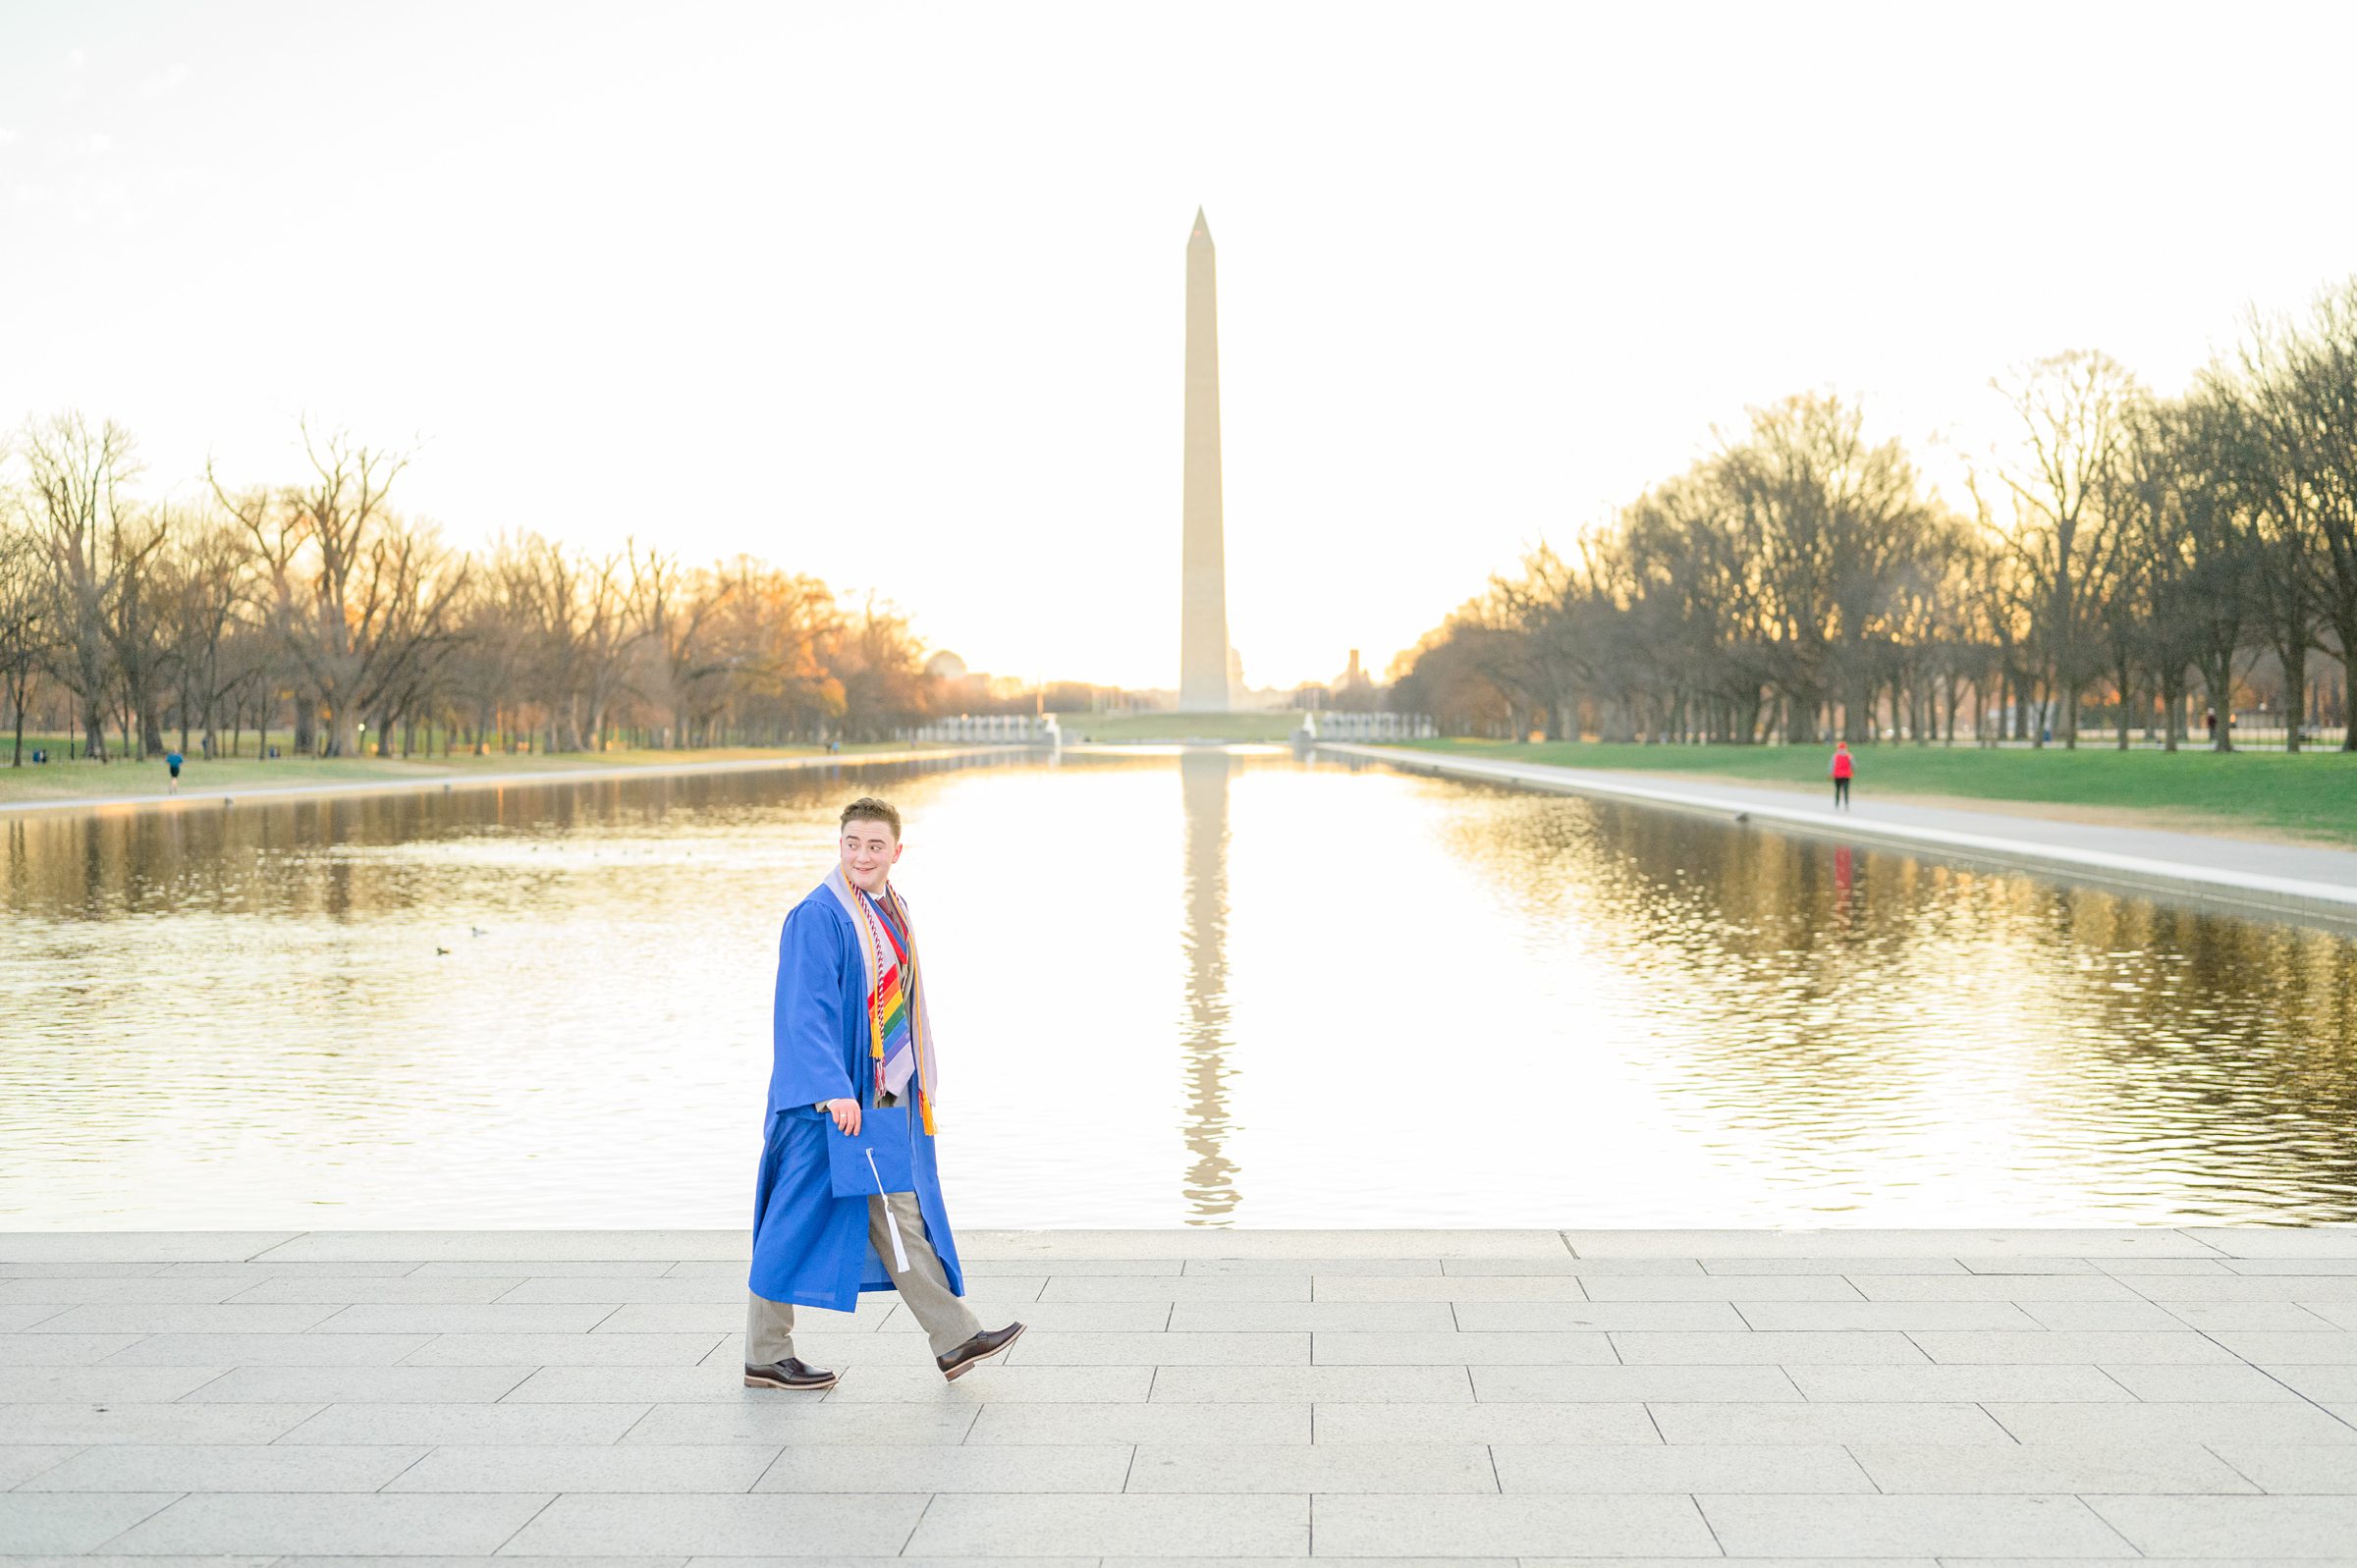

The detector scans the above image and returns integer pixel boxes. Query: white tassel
[867,1149,910,1272]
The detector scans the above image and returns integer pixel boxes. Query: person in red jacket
[1830,741,1854,811]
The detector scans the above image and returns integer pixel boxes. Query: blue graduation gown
[746,883,965,1311]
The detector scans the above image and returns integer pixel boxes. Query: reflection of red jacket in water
[1831,749,1853,780]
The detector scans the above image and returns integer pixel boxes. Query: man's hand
[824,1099,861,1136]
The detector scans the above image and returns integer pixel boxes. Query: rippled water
[5,746,2355,1228]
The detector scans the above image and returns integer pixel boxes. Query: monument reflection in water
[1178,748,1240,1219]
[5,746,2357,1229]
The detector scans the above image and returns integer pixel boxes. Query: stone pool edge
[1321,741,2357,934]
[9,1227,2357,1261]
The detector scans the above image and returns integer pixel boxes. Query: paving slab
[1985,1401,2357,1445]
[965,1228,1566,1260]
[1562,1228,2227,1258]
[2084,1493,2357,1555]
[1908,1329,2239,1364]
[2015,1299,2191,1330]
[507,1490,929,1556]
[249,1230,749,1263]
[0,1332,147,1365]
[277,1401,652,1444]
[0,1443,80,1486]
[2207,1329,2357,1364]
[2095,1363,2307,1401]
[1845,1440,2259,1494]
[168,1260,429,1278]
[1312,1401,1660,1443]
[0,1233,295,1263]
[99,1490,557,1555]
[1003,1330,1307,1365]
[384,1441,782,1491]
[1310,1492,1720,1556]
[1645,1402,2017,1445]
[1145,1365,1471,1402]
[1447,1302,1747,1331]
[100,1331,435,1367]
[2186,1228,2357,1259]
[1852,1274,2147,1302]
[620,1401,978,1446]
[1124,1439,1496,1493]
[1611,1329,1927,1364]
[904,1492,1307,1555]
[0,1402,322,1444]
[964,1400,1308,1445]
[25,1303,342,1333]
[1732,1301,2043,1329]
[1469,1365,1802,1402]
[2160,1301,2346,1330]
[1312,1330,1616,1365]
[1164,1301,1457,1331]
[222,1276,526,1305]
[177,1364,532,1403]
[2255,1366,2357,1401]
[0,1492,182,1553]
[0,1276,253,1305]
[0,1366,235,1402]
[823,1364,1155,1403]
[751,1441,1131,1492]
[1041,1275,1307,1302]
[1782,1365,2135,1402]
[0,1304,68,1330]
[1698,1492,2137,1555]
[17,1440,430,1491]
[1188,1256,1443,1275]
[398,1331,723,1366]
[1489,1441,1875,1493]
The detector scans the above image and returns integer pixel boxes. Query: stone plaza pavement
[7,1227,2357,1565]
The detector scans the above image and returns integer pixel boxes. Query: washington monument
[1178,207,1231,712]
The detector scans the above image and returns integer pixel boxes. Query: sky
[4,1,2356,693]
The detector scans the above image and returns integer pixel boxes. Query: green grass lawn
[0,739,928,807]
[1395,738,2357,846]
[1055,710,1300,742]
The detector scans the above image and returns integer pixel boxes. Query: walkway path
[5,1226,2356,1561]
[0,746,1014,821]
[1324,744,2357,931]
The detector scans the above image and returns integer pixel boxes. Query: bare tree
[1986,351,2141,747]
[0,506,54,765]
[18,412,141,759]
[286,422,411,756]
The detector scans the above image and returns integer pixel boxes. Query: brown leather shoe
[743,1357,837,1390]
[936,1322,1025,1380]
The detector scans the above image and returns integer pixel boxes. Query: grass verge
[1393,738,2357,846]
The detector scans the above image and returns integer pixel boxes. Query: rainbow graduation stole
[822,865,938,1133]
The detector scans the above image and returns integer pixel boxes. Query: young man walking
[743,795,1023,1390]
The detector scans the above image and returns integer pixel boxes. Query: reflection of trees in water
[1437,779,2357,1219]
[1177,749,1241,1223]
[0,753,1018,922]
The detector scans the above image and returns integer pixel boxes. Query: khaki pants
[745,1187,980,1364]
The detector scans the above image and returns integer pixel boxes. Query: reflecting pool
[6,746,2356,1228]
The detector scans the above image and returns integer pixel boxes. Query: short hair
[840,796,902,838]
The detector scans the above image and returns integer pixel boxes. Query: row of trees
[1394,280,2357,752]
[0,416,935,764]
